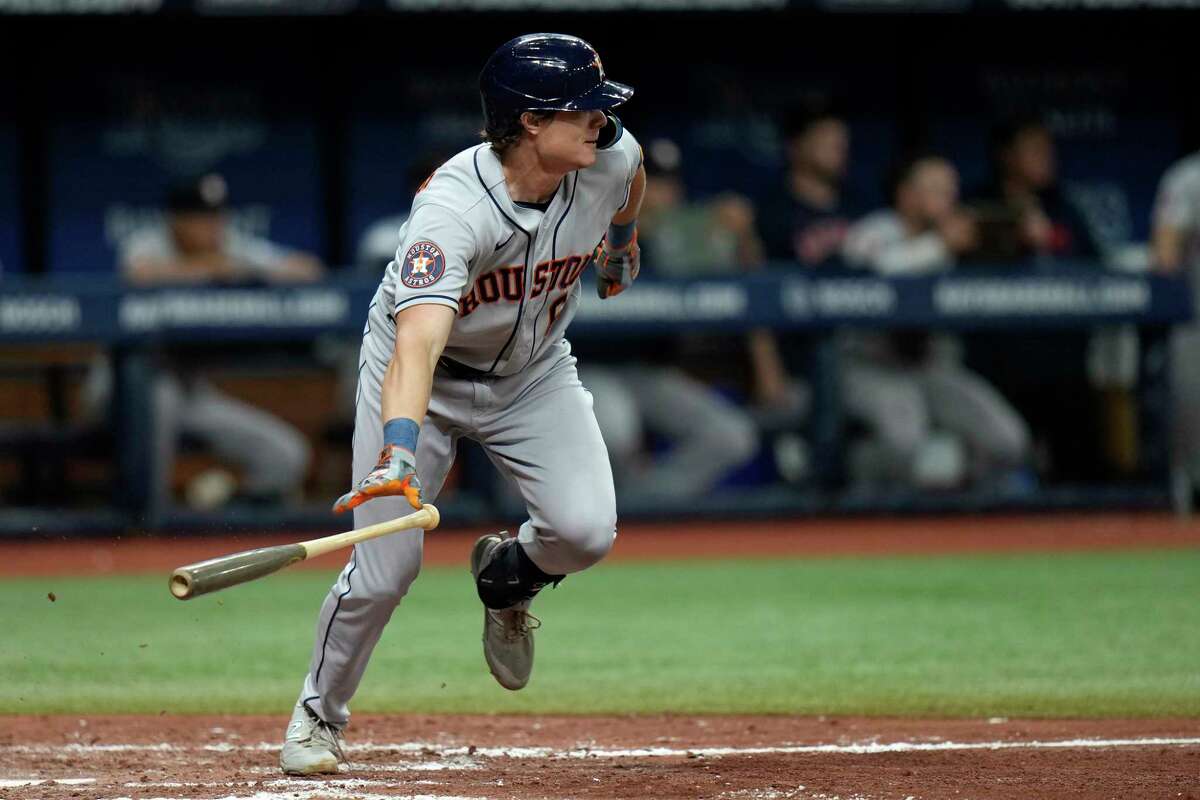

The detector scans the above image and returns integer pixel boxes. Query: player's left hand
[333,444,423,513]
[594,231,640,299]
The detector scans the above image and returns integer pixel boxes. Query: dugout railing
[0,264,1190,536]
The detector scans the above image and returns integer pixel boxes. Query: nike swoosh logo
[494,232,515,251]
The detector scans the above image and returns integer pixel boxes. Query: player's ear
[520,111,553,138]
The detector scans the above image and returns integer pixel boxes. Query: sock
[476,540,564,610]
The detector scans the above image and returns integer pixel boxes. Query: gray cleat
[470,532,540,691]
[279,703,344,775]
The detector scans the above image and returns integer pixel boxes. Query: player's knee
[574,524,616,568]
[556,509,617,568]
[152,376,184,412]
[346,563,420,609]
[877,407,927,461]
[271,430,313,491]
[988,416,1030,467]
[707,411,758,468]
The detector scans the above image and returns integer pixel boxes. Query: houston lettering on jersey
[459,253,592,318]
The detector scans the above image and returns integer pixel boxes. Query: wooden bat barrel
[170,544,308,599]
[168,504,439,600]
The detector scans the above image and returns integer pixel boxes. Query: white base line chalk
[2,737,1198,759]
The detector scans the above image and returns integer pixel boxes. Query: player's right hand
[333,445,423,513]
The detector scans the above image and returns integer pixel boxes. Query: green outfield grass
[2,548,1198,717]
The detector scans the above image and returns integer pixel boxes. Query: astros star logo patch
[401,241,446,289]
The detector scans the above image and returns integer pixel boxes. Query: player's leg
[149,372,185,510]
[281,378,463,773]
[467,352,617,689]
[922,364,1030,481]
[181,381,311,500]
[623,365,758,498]
[841,359,932,487]
[1171,326,1200,490]
[485,355,617,577]
[577,364,644,473]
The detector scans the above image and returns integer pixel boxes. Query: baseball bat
[168,503,440,600]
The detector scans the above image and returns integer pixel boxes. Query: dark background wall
[1,10,1196,274]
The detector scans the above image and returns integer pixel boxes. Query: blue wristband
[383,417,420,454]
[607,220,636,249]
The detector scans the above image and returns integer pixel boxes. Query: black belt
[437,356,492,380]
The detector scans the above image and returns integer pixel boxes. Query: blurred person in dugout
[841,154,1030,490]
[756,106,855,266]
[742,107,854,472]
[972,116,1135,477]
[85,174,323,509]
[1152,147,1200,501]
[579,138,760,500]
[967,116,1101,263]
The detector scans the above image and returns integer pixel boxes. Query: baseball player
[1152,148,1200,498]
[279,33,645,775]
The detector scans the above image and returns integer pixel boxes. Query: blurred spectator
[756,107,853,267]
[87,174,321,509]
[841,155,1030,490]
[1152,149,1200,495]
[355,153,448,274]
[581,138,760,501]
[843,156,978,271]
[124,175,323,285]
[636,138,763,274]
[747,109,838,429]
[968,117,1101,263]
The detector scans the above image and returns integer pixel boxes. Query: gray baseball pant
[83,363,311,506]
[298,344,616,727]
[582,365,758,498]
[1171,325,1200,486]
[842,358,1030,484]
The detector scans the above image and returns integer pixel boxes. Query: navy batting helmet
[479,33,634,135]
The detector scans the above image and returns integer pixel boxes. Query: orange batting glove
[595,229,640,299]
[333,444,423,513]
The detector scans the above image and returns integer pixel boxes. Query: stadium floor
[2,513,1197,799]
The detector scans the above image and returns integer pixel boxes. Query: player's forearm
[123,258,219,285]
[1152,225,1184,273]
[270,255,325,284]
[380,353,435,430]
[611,165,646,227]
[748,328,790,404]
[871,237,951,275]
[381,305,455,429]
[381,334,442,427]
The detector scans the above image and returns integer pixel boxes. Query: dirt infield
[1,714,1198,800]
[2,512,1198,577]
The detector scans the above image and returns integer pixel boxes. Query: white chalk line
[172,796,427,800]
[4,736,1199,759]
[121,778,446,789]
[0,777,97,787]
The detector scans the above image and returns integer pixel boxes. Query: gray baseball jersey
[1154,151,1200,292]
[358,127,641,386]
[299,126,642,728]
[1153,151,1200,485]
